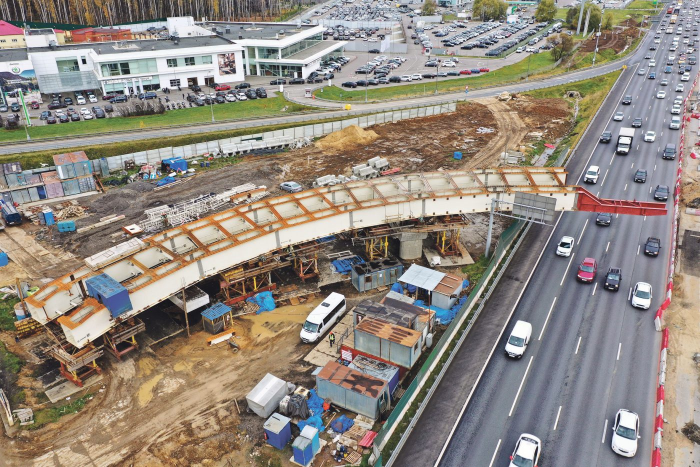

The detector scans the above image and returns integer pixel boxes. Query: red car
[459,69,472,75]
[577,257,598,283]
[29,101,40,109]
[214,84,231,91]
[102,93,118,100]
[479,67,490,73]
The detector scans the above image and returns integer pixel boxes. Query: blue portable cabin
[201,303,233,334]
[300,426,320,455]
[263,413,292,450]
[292,436,314,466]
[350,257,404,293]
[85,273,133,318]
[0,201,21,225]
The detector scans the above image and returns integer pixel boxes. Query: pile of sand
[315,125,379,152]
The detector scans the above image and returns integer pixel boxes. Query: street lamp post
[592,29,601,66]
[207,73,215,123]
[435,61,440,94]
[526,54,531,81]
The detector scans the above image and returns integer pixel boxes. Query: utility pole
[181,285,190,338]
[592,30,601,66]
[576,0,587,35]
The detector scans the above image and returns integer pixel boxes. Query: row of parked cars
[355,55,405,77]
[186,87,268,105]
[40,105,109,123]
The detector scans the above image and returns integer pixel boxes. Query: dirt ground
[0,96,573,466]
[579,24,641,54]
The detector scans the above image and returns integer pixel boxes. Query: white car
[400,75,412,82]
[80,107,91,116]
[638,68,646,75]
[509,434,541,467]
[669,54,676,60]
[644,130,656,142]
[674,96,684,105]
[442,61,456,67]
[682,72,691,81]
[613,111,624,121]
[411,73,423,81]
[88,94,98,103]
[656,90,666,99]
[671,104,681,114]
[76,96,86,105]
[235,92,247,101]
[611,409,640,457]
[556,235,575,257]
[504,320,532,358]
[631,282,652,309]
[225,94,237,102]
[584,165,601,184]
[676,83,685,92]
[649,59,656,67]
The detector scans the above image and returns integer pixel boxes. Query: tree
[472,0,508,21]
[423,0,437,15]
[566,4,602,32]
[535,0,557,23]
[550,33,574,61]
[602,10,614,30]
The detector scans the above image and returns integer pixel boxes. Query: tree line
[0,0,301,26]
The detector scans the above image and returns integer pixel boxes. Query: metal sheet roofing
[355,319,422,348]
[201,302,232,321]
[398,264,445,292]
[317,361,387,399]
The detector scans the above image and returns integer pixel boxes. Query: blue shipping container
[85,273,133,318]
[57,220,76,232]
[1,202,22,225]
[263,413,292,450]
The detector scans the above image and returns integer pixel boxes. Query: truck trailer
[616,128,635,155]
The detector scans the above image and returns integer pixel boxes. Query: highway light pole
[435,61,440,94]
[576,0,587,36]
[207,72,215,123]
[592,30,601,66]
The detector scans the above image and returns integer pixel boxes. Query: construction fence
[374,219,526,466]
[103,102,457,172]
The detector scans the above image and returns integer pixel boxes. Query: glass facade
[165,55,213,68]
[280,33,323,59]
[258,63,302,77]
[56,58,80,73]
[258,48,280,59]
[100,58,157,77]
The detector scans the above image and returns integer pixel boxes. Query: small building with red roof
[0,21,25,49]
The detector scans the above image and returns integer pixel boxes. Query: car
[58,114,70,123]
[234,83,251,90]
[80,107,91,116]
[611,409,640,457]
[194,98,205,106]
[650,59,656,66]
[509,434,541,467]
[663,143,677,159]
[584,165,600,184]
[39,110,51,120]
[215,95,226,104]
[604,267,622,291]
[657,90,667,99]
[645,53,652,59]
[671,104,682,114]
[28,101,39,110]
[648,72,656,79]
[675,95,684,105]
[631,282,653,309]
[225,94,237,102]
[289,78,306,85]
[400,75,412,82]
[442,60,456,67]
[682,72,691,81]
[621,95,632,105]
[256,88,267,98]
[644,236,661,256]
[504,320,532,358]
[599,131,612,143]
[596,212,612,226]
[69,112,81,122]
[631,117,643,128]
[269,79,287,85]
[88,94,98,103]
[644,130,656,142]
[410,73,423,80]
[46,115,57,124]
[214,84,231,91]
[83,112,94,120]
[665,65,673,73]
[638,68,646,75]
[577,257,598,283]
[280,181,303,193]
[676,83,685,92]
[102,93,117,101]
[110,95,128,103]
[670,115,682,129]
[660,78,669,86]
[190,84,202,92]
[613,111,624,121]
[47,101,65,110]
[654,184,670,201]
[634,169,648,183]
[556,235,574,257]
[245,89,258,100]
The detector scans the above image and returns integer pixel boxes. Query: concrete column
[399,232,428,260]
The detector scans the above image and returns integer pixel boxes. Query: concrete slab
[45,374,103,403]
[423,246,474,268]
[303,312,355,367]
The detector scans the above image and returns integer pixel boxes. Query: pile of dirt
[580,26,640,54]
[315,124,379,152]
[681,422,700,444]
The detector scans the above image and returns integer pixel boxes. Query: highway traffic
[432,9,691,467]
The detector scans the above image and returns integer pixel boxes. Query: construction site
[0,95,588,466]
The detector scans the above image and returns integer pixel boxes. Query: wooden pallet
[345,450,362,464]
[15,317,42,338]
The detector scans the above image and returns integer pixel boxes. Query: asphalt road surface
[404,11,689,467]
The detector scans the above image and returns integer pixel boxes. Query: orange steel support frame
[58,360,101,387]
[436,229,462,257]
[575,187,668,216]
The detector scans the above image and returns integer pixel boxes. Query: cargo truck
[616,128,635,155]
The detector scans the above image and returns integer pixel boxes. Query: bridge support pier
[399,232,428,260]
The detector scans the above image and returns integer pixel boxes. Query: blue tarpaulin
[462,279,470,289]
[331,255,365,275]
[390,282,403,293]
[156,176,176,187]
[298,415,324,432]
[246,291,276,313]
[415,297,467,325]
[405,283,417,294]
[330,415,354,434]
[162,158,187,172]
[306,389,324,416]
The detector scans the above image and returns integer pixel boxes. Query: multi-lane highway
[431,9,692,467]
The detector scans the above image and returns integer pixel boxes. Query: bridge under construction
[21,167,667,386]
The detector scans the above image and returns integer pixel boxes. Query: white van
[300,292,347,343]
[669,116,681,129]
[505,320,532,358]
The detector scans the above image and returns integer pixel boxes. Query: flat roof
[434,273,462,296]
[398,264,445,292]
[278,40,344,60]
[353,298,425,328]
[318,360,387,399]
[204,21,316,40]
[0,48,28,61]
[28,35,234,54]
[356,318,422,347]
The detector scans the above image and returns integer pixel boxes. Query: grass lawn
[27,394,92,430]
[0,296,19,331]
[314,52,559,102]
[0,95,317,143]
[626,0,660,9]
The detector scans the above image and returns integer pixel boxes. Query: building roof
[205,21,316,40]
[201,303,232,321]
[317,361,387,399]
[356,318,422,348]
[433,273,463,296]
[28,35,235,55]
[398,264,445,291]
[0,21,23,36]
[73,27,129,34]
[353,299,424,329]
[255,40,345,62]
[0,48,28,61]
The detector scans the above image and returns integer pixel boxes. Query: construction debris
[315,125,379,152]
[76,215,126,234]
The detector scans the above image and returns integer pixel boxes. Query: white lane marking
[602,419,609,443]
[628,287,632,300]
[617,342,622,361]
[637,244,641,255]
[630,162,634,169]
[624,183,628,191]
[578,220,589,244]
[650,186,653,193]
[553,405,563,431]
[606,241,610,252]
[575,336,582,355]
[654,164,657,171]
[610,153,615,165]
[509,356,534,417]
[561,254,575,286]
[488,439,502,467]
[592,283,598,296]
[539,297,557,341]
[601,169,609,187]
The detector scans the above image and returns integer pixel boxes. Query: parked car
[29,101,40,109]
[255,88,267,98]
[214,84,231,91]
[234,83,250,89]
[46,115,57,124]
[289,78,306,85]
[280,181,303,193]
[270,78,287,85]
[39,110,51,120]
